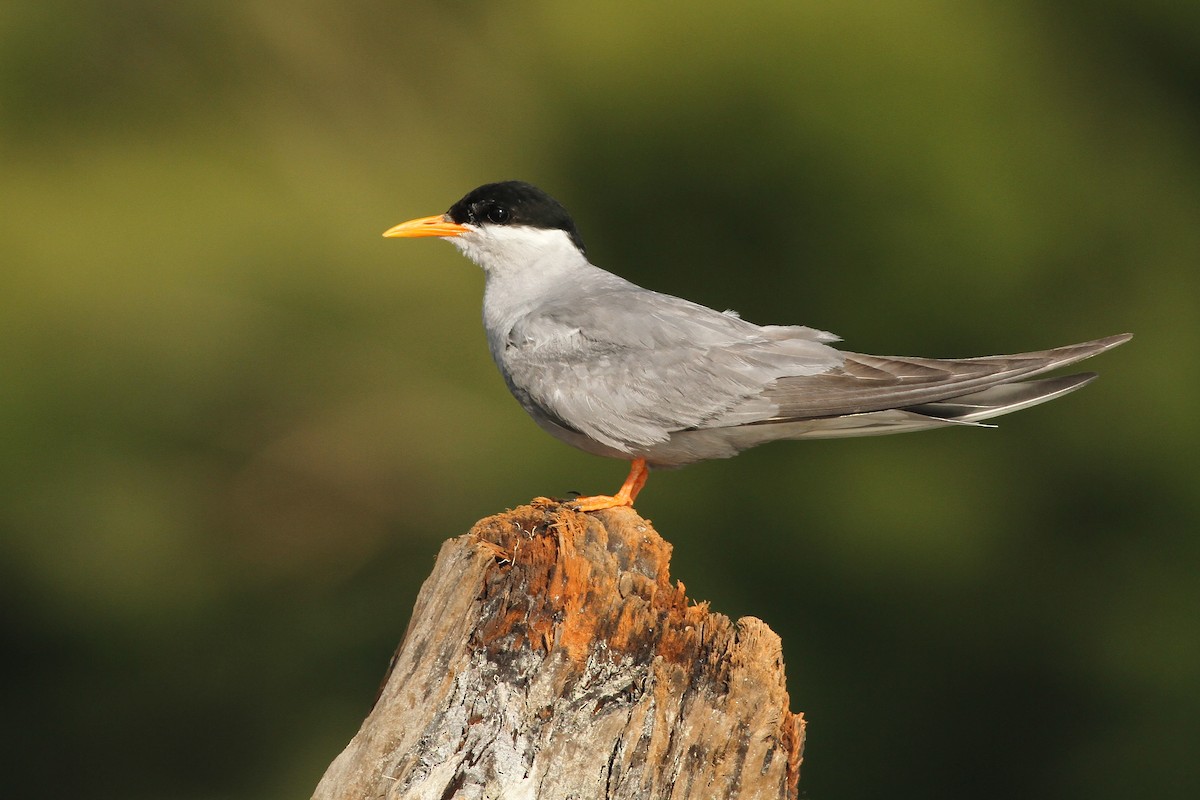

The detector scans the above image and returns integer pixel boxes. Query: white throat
[450,225,587,279]
[450,224,593,346]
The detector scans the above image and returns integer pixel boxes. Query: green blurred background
[2,1,1196,798]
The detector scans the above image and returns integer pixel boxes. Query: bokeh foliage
[1,2,1196,798]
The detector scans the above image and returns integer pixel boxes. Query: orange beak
[382,214,469,239]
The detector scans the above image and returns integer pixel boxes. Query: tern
[384,181,1130,511]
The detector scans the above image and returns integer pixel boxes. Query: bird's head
[384,181,587,273]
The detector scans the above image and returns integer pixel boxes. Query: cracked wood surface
[312,501,805,800]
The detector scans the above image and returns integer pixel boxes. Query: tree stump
[312,501,805,799]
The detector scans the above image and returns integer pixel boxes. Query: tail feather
[768,371,1100,441]
[764,333,1131,420]
[906,372,1098,422]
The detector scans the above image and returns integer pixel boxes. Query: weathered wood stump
[312,501,805,799]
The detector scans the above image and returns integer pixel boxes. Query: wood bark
[312,501,805,800]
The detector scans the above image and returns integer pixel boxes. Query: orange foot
[570,458,649,512]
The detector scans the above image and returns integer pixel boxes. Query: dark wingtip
[1052,333,1132,367]
[1096,332,1133,350]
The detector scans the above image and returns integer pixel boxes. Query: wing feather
[758,334,1130,420]
[497,283,842,452]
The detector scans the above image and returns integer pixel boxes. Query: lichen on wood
[312,501,805,800]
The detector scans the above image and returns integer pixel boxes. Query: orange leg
[570,458,649,512]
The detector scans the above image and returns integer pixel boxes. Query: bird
[384,180,1131,511]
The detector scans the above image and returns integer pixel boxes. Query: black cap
[446,181,586,253]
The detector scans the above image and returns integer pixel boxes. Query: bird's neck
[456,228,593,336]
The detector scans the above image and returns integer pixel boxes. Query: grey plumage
[490,259,1127,467]
[385,181,1130,497]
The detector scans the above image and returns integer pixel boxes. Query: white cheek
[452,227,585,276]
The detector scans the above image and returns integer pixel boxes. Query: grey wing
[756,333,1132,421]
[642,332,1131,466]
[498,286,844,453]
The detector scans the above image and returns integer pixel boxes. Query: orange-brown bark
[314,501,805,799]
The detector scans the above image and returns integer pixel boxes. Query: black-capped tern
[385,181,1130,511]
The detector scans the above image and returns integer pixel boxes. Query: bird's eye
[486,205,511,224]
